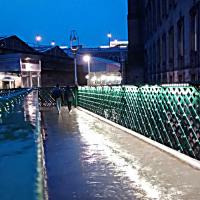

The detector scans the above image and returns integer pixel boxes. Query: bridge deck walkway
[42,106,200,200]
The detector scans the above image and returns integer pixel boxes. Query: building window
[190,9,198,52]
[178,75,183,82]
[22,64,26,69]
[168,27,174,68]
[177,18,184,69]
[173,0,177,8]
[146,2,152,37]
[144,49,148,81]
[157,0,161,25]
[162,0,167,19]
[149,2,153,34]
[150,46,153,83]
[147,49,151,82]
[157,39,161,74]
[153,43,156,76]
[190,7,199,68]
[169,75,173,82]
[145,9,148,38]
[162,33,167,71]
[168,0,173,10]
[152,0,156,31]
[191,74,197,81]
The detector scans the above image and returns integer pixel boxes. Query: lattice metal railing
[78,85,200,160]
[38,87,56,107]
[38,87,77,107]
[0,88,32,114]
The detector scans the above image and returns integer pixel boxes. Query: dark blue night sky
[1,0,127,47]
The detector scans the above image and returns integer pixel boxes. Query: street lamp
[51,41,56,46]
[70,30,80,86]
[35,35,42,46]
[107,33,112,47]
[83,55,91,74]
[83,55,91,85]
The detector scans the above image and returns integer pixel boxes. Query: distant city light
[91,76,97,82]
[110,75,115,82]
[110,40,128,48]
[25,57,31,61]
[85,75,89,79]
[59,46,68,49]
[101,75,106,81]
[107,33,112,47]
[107,33,112,38]
[51,41,56,46]
[83,55,91,63]
[99,45,110,49]
[83,55,91,81]
[35,35,42,42]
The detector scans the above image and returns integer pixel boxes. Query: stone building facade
[128,0,200,84]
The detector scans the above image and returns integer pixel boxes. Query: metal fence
[0,88,32,114]
[38,87,77,107]
[78,85,200,160]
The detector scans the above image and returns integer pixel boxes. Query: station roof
[0,35,71,59]
[35,46,68,58]
[67,52,120,66]
[0,35,36,53]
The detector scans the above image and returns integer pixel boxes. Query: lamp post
[70,30,80,86]
[83,55,91,85]
[107,33,112,47]
[120,52,125,85]
[83,55,91,74]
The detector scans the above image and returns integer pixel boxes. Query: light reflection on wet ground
[0,92,43,200]
[44,107,200,200]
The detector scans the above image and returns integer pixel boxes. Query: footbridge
[0,85,200,200]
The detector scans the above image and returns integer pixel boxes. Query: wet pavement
[43,106,200,200]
